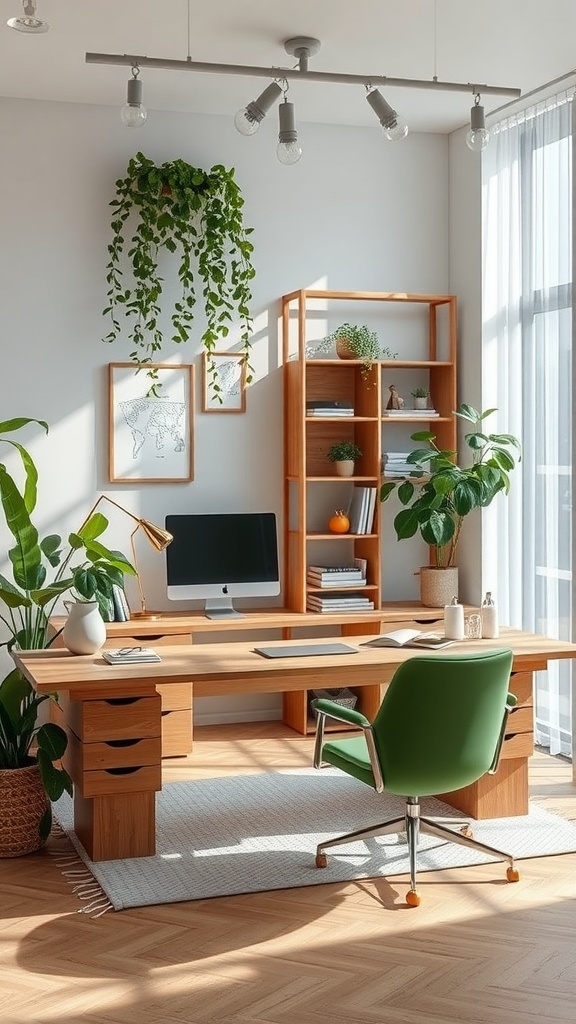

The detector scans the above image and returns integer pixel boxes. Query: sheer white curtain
[482,92,573,757]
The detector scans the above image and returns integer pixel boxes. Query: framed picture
[108,363,194,483]
[202,351,247,413]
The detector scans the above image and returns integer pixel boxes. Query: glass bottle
[481,591,499,638]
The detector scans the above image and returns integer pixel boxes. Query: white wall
[0,96,450,721]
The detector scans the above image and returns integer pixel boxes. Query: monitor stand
[204,597,246,620]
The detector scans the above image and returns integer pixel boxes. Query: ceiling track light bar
[85,52,521,99]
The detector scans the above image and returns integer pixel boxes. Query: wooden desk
[14,628,576,861]
[49,604,448,757]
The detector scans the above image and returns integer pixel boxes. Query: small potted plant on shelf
[411,387,430,409]
[0,417,136,856]
[315,324,397,381]
[327,440,363,477]
[379,404,521,607]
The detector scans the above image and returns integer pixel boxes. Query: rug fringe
[48,823,113,917]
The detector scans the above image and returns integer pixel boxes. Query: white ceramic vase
[413,396,428,409]
[62,600,106,655]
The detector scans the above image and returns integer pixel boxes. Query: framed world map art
[202,351,247,413]
[108,363,194,483]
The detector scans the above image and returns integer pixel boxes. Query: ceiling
[1,0,575,134]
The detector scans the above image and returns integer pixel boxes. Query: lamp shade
[138,519,173,551]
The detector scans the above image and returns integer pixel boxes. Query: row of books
[347,486,377,534]
[307,593,375,613]
[100,583,131,623]
[382,408,439,417]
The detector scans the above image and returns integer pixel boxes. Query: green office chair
[312,648,520,906]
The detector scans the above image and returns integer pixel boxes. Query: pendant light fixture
[7,0,49,33]
[234,81,283,136]
[276,93,302,165]
[366,88,409,141]
[466,94,490,152]
[120,66,147,128]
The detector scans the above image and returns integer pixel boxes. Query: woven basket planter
[0,762,49,857]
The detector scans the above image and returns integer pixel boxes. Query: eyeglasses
[117,646,144,656]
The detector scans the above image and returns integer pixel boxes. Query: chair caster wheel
[506,867,520,882]
[316,852,328,868]
[405,889,421,907]
[460,825,474,838]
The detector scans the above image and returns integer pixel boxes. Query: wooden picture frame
[202,351,247,413]
[108,363,194,483]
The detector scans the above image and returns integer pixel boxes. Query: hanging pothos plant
[104,152,256,395]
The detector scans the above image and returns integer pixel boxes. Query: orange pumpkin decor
[328,509,350,534]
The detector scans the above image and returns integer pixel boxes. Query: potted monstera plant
[379,404,521,606]
[0,417,135,855]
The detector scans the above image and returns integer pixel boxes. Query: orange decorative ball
[328,509,350,534]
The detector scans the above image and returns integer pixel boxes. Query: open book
[360,629,454,650]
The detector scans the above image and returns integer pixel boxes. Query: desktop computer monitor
[165,512,280,619]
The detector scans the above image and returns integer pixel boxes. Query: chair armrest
[311,698,371,729]
[489,691,518,774]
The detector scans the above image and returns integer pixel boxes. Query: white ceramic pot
[413,396,428,409]
[62,600,106,655]
[419,567,459,609]
[335,459,355,477]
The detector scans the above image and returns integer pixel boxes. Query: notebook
[253,643,359,659]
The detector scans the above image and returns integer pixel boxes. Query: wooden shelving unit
[281,288,458,615]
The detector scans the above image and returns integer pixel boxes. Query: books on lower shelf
[360,629,453,650]
[306,400,354,416]
[307,593,375,613]
[102,648,162,664]
[307,559,367,588]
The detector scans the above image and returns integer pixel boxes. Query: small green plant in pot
[379,404,521,602]
[316,324,397,381]
[0,417,136,853]
[327,440,363,477]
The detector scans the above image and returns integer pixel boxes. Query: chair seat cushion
[322,736,376,789]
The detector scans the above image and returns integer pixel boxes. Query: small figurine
[386,384,405,410]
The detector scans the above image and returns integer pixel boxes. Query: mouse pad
[253,643,358,659]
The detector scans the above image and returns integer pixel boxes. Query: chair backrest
[372,648,514,797]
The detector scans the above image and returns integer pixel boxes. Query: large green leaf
[0,466,44,590]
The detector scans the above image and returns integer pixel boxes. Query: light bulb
[121,103,148,128]
[382,115,409,142]
[466,100,490,152]
[234,108,260,136]
[276,140,303,165]
[121,74,147,128]
[466,126,490,152]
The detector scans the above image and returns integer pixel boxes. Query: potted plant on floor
[316,324,397,381]
[379,404,521,606]
[0,417,136,855]
[327,440,363,477]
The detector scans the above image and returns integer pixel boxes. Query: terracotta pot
[419,566,459,609]
[336,338,357,360]
[0,762,49,857]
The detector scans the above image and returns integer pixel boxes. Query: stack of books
[102,647,162,664]
[382,408,439,417]
[307,592,375,613]
[306,400,354,417]
[307,563,367,589]
[382,452,414,477]
[347,486,377,534]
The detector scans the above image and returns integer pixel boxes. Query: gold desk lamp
[82,495,173,620]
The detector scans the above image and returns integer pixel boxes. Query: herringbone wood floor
[2,722,576,1024]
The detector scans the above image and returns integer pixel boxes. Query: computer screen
[165,512,280,619]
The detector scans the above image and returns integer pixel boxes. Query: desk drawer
[65,732,161,773]
[66,695,161,743]
[156,682,192,711]
[75,763,162,799]
[161,709,192,757]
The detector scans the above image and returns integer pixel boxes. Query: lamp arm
[130,524,147,615]
[55,494,141,582]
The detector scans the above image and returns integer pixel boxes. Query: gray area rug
[53,767,576,913]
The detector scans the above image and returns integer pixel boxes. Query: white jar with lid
[444,596,465,640]
[481,592,499,638]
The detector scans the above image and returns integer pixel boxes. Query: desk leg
[74,790,156,861]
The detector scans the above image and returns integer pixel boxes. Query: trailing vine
[103,153,256,393]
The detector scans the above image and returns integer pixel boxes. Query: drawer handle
[105,739,143,748]
[104,697,143,706]
[104,766,144,776]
